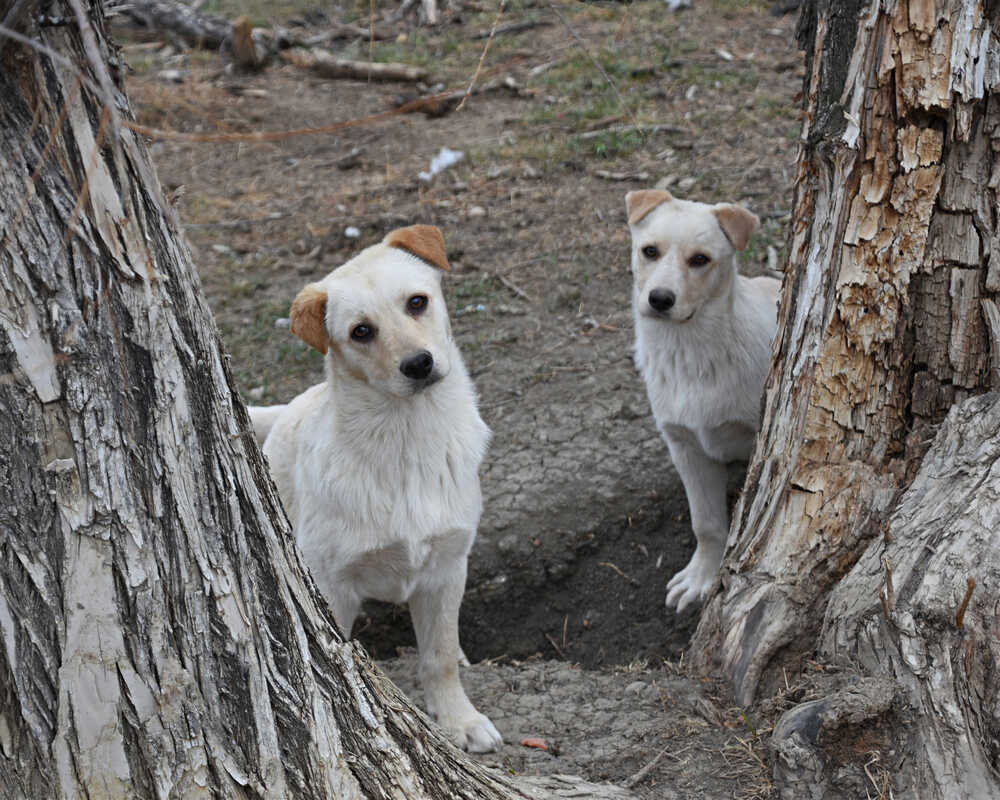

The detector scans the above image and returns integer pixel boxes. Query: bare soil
[122,0,804,794]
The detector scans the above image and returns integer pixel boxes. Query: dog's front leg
[663,428,729,612]
[409,564,502,753]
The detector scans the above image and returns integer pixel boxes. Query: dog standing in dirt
[249,225,502,752]
[626,190,779,612]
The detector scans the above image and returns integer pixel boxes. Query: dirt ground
[121,0,804,794]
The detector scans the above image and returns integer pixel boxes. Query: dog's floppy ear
[712,204,759,251]
[626,189,673,225]
[290,283,329,354]
[385,225,450,271]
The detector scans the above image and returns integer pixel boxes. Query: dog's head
[290,225,455,397]
[626,189,758,323]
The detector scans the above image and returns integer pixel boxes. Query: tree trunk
[0,4,634,798]
[691,0,1000,796]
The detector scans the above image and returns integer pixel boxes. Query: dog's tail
[247,405,285,446]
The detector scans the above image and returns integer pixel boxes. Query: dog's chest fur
[268,367,489,604]
[634,277,774,461]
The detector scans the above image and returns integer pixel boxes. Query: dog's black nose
[400,351,434,380]
[648,289,676,312]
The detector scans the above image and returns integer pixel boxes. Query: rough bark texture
[0,3,634,798]
[817,392,1000,798]
[690,0,1000,796]
[693,0,1000,700]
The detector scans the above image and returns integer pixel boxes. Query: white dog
[249,225,502,752]
[626,190,779,612]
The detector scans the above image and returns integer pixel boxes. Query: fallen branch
[470,19,553,38]
[281,47,429,82]
[623,745,671,789]
[492,270,535,303]
[114,0,231,49]
[395,76,529,117]
[301,22,396,45]
[592,169,652,181]
[578,123,687,140]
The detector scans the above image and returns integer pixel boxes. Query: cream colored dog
[249,225,502,752]
[626,190,779,612]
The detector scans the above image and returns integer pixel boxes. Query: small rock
[275,317,291,329]
[677,176,697,192]
[211,244,234,257]
[344,226,361,239]
[468,205,486,218]
[157,69,185,83]
[248,386,265,401]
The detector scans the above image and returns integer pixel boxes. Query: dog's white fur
[626,190,779,612]
[248,225,502,752]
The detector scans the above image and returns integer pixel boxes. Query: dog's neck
[315,354,489,487]
[322,353,482,433]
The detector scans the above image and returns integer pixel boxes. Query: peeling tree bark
[691,1,1000,797]
[0,3,635,798]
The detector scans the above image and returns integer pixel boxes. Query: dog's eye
[689,253,711,268]
[641,245,660,260]
[407,294,428,315]
[350,323,375,342]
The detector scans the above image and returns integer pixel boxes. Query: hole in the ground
[355,465,747,669]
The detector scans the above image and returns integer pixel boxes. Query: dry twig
[456,0,506,112]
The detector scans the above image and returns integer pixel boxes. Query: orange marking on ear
[385,225,450,271]
[625,189,673,225]
[712,204,760,251]
[290,283,329,354]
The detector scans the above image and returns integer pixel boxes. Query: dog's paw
[665,545,722,612]
[665,574,710,613]
[441,710,503,753]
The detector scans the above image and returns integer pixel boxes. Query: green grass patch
[571,129,644,160]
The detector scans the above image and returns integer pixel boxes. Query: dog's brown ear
[386,225,450,271]
[290,283,329,354]
[713,204,759,251]
[626,189,673,225]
